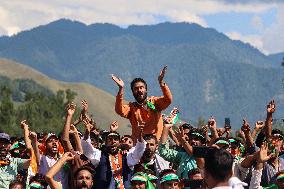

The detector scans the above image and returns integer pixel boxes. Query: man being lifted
[112,66,173,142]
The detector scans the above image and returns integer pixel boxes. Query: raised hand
[267,100,276,114]
[62,152,75,161]
[158,66,167,84]
[83,119,93,133]
[138,124,144,142]
[241,119,250,133]
[258,142,274,163]
[69,124,79,135]
[175,128,187,142]
[81,100,88,113]
[20,120,29,129]
[66,102,76,116]
[110,121,119,132]
[111,74,124,88]
[29,131,37,141]
[255,121,264,130]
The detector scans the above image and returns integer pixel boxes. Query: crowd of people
[0,66,283,189]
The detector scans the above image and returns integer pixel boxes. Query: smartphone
[224,118,231,129]
[193,146,215,158]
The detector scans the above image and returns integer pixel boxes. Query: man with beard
[158,123,207,182]
[0,132,30,188]
[134,134,170,177]
[112,66,173,142]
[81,126,146,189]
[46,152,94,189]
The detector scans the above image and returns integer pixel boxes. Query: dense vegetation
[0,76,79,136]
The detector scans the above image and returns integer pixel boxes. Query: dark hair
[205,148,233,182]
[29,173,48,189]
[130,78,147,91]
[9,180,24,189]
[74,166,95,179]
[272,129,284,138]
[121,135,132,139]
[143,134,157,144]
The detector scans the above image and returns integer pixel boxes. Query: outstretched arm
[45,152,75,189]
[112,74,131,118]
[208,117,218,146]
[241,119,254,148]
[61,102,76,152]
[265,100,275,138]
[155,66,173,111]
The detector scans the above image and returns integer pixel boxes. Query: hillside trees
[0,77,79,135]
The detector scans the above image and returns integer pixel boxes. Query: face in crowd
[106,133,120,155]
[74,169,93,189]
[132,81,147,104]
[45,135,59,156]
[143,136,158,162]
[120,135,133,151]
[0,138,10,161]
[131,180,146,189]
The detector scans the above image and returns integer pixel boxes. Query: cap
[160,173,179,183]
[131,172,147,182]
[0,133,10,142]
[45,133,58,142]
[215,139,230,146]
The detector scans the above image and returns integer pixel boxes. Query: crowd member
[159,169,181,189]
[112,66,173,142]
[0,132,30,188]
[204,148,234,189]
[9,180,25,189]
[130,172,155,189]
[31,131,68,189]
[45,152,94,189]
[81,121,146,189]
[135,134,170,178]
[29,173,48,189]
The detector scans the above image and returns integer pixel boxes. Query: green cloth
[158,143,197,179]
[0,157,25,188]
[160,173,179,183]
[263,184,278,189]
[131,172,155,189]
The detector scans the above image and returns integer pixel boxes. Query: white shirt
[39,154,68,189]
[81,137,147,168]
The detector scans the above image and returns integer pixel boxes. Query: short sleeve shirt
[0,157,25,188]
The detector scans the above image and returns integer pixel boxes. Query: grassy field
[0,58,131,134]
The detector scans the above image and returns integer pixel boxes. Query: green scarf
[131,172,156,189]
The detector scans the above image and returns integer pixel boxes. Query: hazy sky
[0,0,283,55]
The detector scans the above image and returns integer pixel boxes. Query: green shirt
[158,143,197,179]
[0,157,25,188]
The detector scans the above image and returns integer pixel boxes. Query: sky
[0,0,283,55]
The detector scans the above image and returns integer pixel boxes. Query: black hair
[9,180,25,189]
[29,173,48,189]
[272,129,284,137]
[121,135,133,140]
[130,78,147,91]
[143,134,158,144]
[74,166,95,179]
[204,148,233,182]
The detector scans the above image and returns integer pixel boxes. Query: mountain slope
[0,58,131,133]
[0,19,283,127]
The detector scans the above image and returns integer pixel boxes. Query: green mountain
[0,19,283,127]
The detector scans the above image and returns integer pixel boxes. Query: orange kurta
[115,84,172,142]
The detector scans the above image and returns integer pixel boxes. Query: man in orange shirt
[112,66,173,142]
